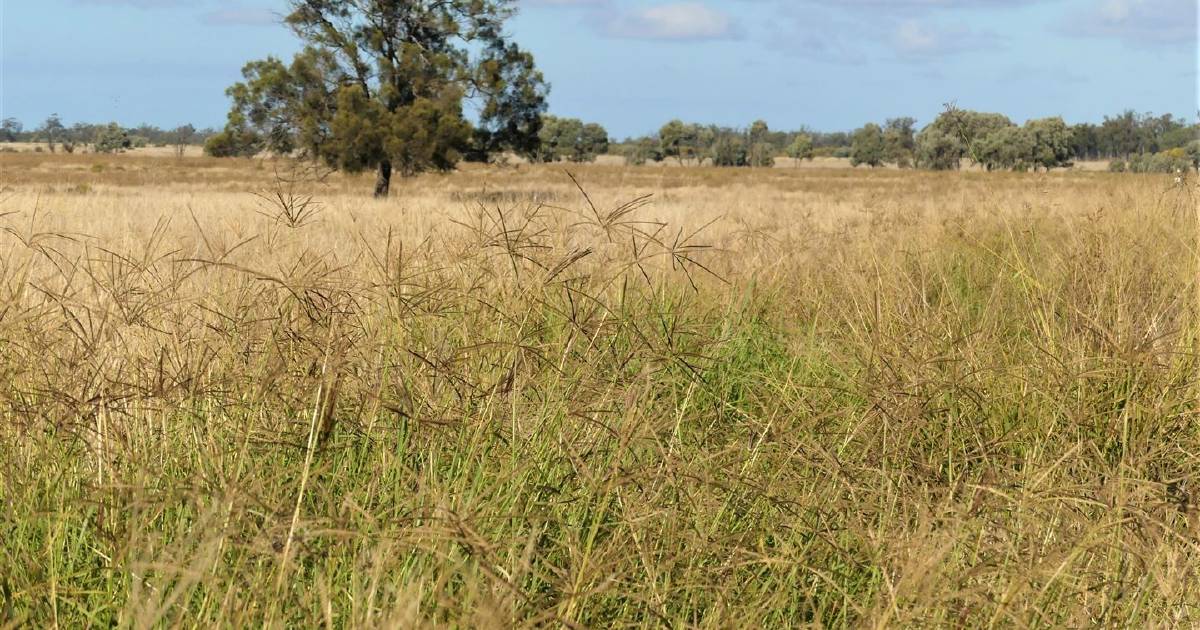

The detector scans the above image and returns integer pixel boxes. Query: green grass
[3,178,1200,627]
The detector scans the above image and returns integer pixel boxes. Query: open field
[1,152,1198,626]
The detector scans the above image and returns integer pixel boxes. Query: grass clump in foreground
[1,169,1199,627]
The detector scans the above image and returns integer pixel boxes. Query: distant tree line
[5,106,1196,176]
[611,108,1199,173]
[612,119,830,167]
[1,114,214,155]
[535,116,609,163]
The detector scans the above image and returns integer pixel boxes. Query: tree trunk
[374,160,392,198]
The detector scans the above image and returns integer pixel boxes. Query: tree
[214,0,548,198]
[94,123,131,153]
[927,106,1013,166]
[626,137,663,166]
[883,117,916,167]
[205,120,264,158]
[535,116,607,163]
[1160,118,1196,152]
[975,126,1032,171]
[471,40,548,162]
[1023,117,1074,171]
[748,120,770,146]
[710,133,747,167]
[1099,110,1140,158]
[0,118,22,143]
[659,120,700,165]
[1070,123,1100,161]
[173,124,196,159]
[1141,112,1185,153]
[577,123,609,162]
[913,106,1014,169]
[537,115,576,162]
[915,126,963,170]
[786,134,814,164]
[39,114,65,153]
[850,123,885,167]
[748,142,774,168]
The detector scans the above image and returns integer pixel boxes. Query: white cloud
[891,19,1003,58]
[602,3,740,41]
[768,6,1005,64]
[1064,0,1197,48]
[765,7,870,64]
[894,20,940,54]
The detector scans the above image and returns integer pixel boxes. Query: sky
[1,0,1197,138]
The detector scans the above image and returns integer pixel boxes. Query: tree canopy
[850,123,885,168]
[536,116,609,163]
[207,0,549,197]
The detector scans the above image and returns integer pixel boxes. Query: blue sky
[1,0,1196,138]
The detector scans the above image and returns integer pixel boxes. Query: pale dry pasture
[1,152,1198,627]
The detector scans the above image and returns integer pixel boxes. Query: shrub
[748,142,775,168]
[850,123,885,168]
[1127,150,1191,174]
[624,137,663,166]
[537,116,608,163]
[786,134,814,163]
[94,123,132,154]
[711,135,747,167]
[204,128,263,158]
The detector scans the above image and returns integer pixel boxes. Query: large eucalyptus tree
[209,0,548,197]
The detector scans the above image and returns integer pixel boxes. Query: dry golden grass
[0,152,1197,627]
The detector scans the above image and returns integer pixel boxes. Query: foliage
[93,122,132,154]
[212,0,548,197]
[38,114,65,153]
[916,108,1013,169]
[786,133,814,162]
[537,116,608,163]
[748,119,770,146]
[850,123,885,167]
[748,142,775,168]
[659,119,702,164]
[883,117,916,167]
[471,40,549,162]
[2,120,214,148]
[624,137,664,166]
[204,116,264,158]
[1126,148,1193,173]
[579,123,610,162]
[1023,117,1074,170]
[915,125,963,170]
[173,124,196,158]
[1,118,22,142]
[746,121,775,167]
[711,133,747,167]
[975,125,1033,171]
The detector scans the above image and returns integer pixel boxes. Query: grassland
[1,151,1198,627]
